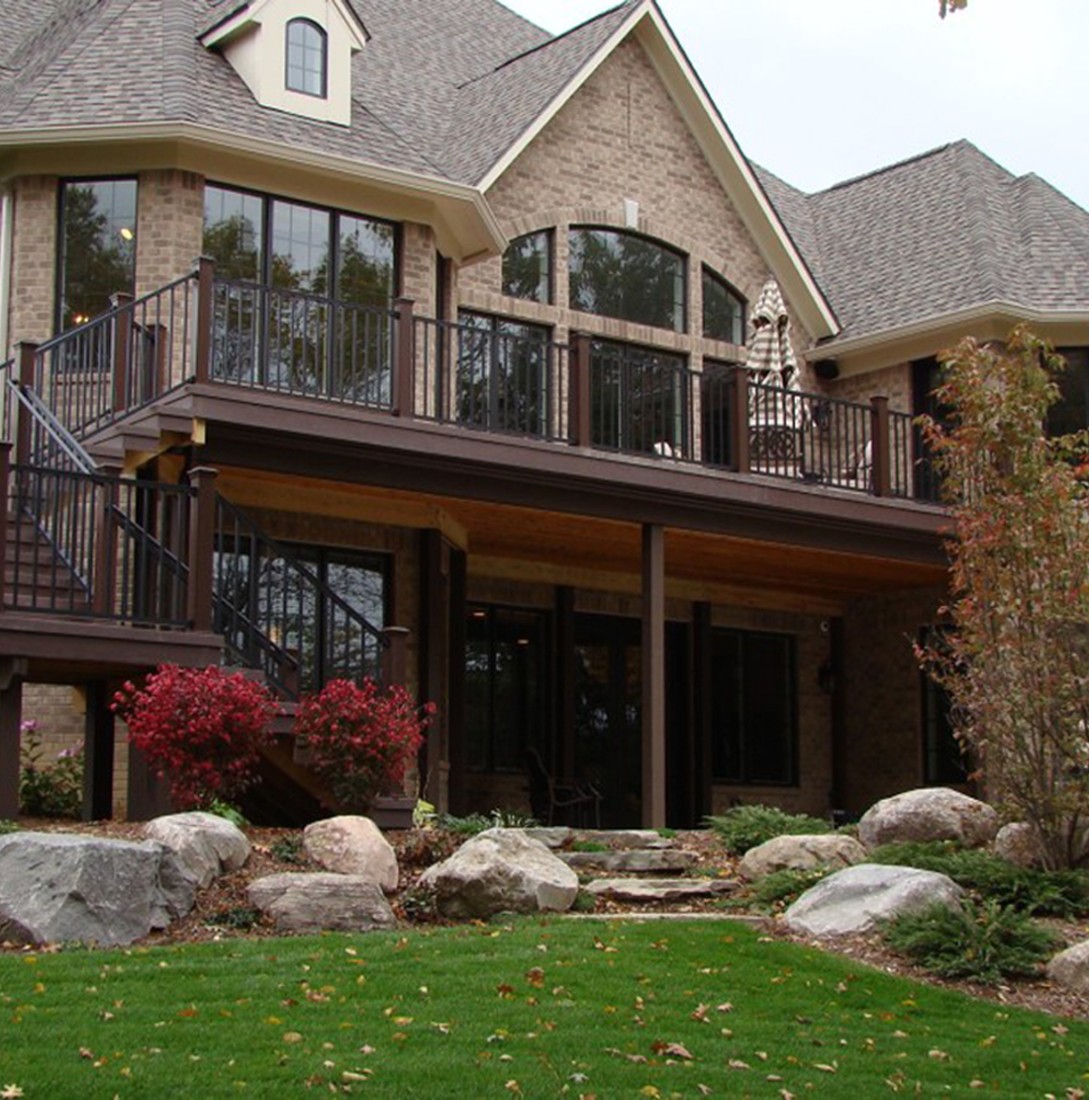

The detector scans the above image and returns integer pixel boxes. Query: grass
[1,920,1088,1097]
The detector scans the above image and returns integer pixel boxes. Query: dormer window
[286,19,326,98]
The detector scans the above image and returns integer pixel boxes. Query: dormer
[200,0,368,127]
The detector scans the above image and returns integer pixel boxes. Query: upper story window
[502,231,552,304]
[569,227,685,334]
[1048,348,1089,437]
[57,178,137,331]
[285,19,327,98]
[702,266,745,345]
[203,184,396,308]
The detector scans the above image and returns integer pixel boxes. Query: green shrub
[436,809,539,836]
[868,840,1089,917]
[207,907,261,930]
[20,724,83,819]
[269,835,305,864]
[571,839,607,853]
[705,805,829,855]
[882,898,1060,982]
[207,799,249,828]
[720,867,830,914]
[0,819,21,835]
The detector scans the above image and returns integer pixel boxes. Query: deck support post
[570,333,592,447]
[193,256,215,385]
[870,395,892,497]
[641,523,666,828]
[186,466,217,633]
[393,297,415,417]
[0,441,10,611]
[731,367,751,474]
[16,341,38,464]
[0,675,23,819]
[83,681,115,821]
[110,292,134,414]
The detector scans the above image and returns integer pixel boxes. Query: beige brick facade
[8,175,58,350]
[135,170,204,296]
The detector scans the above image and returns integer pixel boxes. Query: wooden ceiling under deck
[217,468,948,614]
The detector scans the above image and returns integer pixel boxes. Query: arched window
[702,266,745,345]
[285,18,327,98]
[569,227,686,333]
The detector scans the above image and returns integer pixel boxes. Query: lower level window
[465,605,548,772]
[711,628,796,784]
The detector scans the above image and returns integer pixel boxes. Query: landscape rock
[0,832,195,947]
[560,849,696,874]
[248,872,396,933]
[738,833,868,880]
[577,829,673,850]
[993,822,1044,869]
[524,827,573,849]
[303,815,399,892]
[584,877,737,902]
[418,828,578,918]
[858,788,999,850]
[145,811,251,889]
[784,863,965,937]
[1046,941,1089,995]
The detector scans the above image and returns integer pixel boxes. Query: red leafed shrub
[293,678,434,810]
[112,664,278,810]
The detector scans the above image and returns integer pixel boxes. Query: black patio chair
[525,747,602,828]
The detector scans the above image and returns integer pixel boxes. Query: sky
[501,0,1089,212]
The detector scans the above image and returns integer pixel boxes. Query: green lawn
[0,918,1086,1097]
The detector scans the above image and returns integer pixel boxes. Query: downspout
[0,184,11,358]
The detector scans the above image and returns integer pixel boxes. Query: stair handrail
[6,376,97,474]
[214,493,388,696]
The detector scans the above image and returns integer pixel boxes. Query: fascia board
[0,122,504,262]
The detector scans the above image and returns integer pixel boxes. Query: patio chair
[525,747,603,828]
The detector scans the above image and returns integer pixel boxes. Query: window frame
[501,230,553,304]
[55,176,138,333]
[701,265,746,345]
[568,225,687,334]
[285,17,328,99]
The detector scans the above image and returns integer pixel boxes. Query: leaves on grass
[0,1086,24,1099]
[651,1040,693,1060]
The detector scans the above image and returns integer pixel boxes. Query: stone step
[561,848,696,874]
[525,827,674,851]
[584,877,738,903]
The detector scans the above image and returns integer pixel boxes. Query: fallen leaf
[716,1002,734,1014]
[727,1059,750,1070]
[928,1050,950,1061]
[0,1086,24,1099]
[283,1032,303,1044]
[525,968,545,988]
[691,1003,709,1022]
[652,1041,693,1060]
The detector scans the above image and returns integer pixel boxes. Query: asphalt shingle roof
[757,141,1089,346]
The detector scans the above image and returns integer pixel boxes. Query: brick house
[0,0,1086,825]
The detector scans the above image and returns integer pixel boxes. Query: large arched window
[702,266,745,345]
[568,227,686,333]
[285,18,327,98]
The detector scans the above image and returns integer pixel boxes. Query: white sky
[502,0,1089,212]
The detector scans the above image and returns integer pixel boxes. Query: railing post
[870,395,891,497]
[381,625,410,685]
[16,341,38,464]
[0,442,9,611]
[731,366,751,474]
[92,463,122,617]
[392,297,415,417]
[186,466,218,632]
[193,256,215,385]
[110,292,134,414]
[569,332,592,447]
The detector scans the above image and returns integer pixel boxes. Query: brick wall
[135,170,204,296]
[832,362,913,415]
[8,176,58,350]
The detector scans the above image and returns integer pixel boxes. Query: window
[711,628,796,784]
[919,628,967,785]
[465,605,548,772]
[702,266,745,345]
[590,339,688,455]
[1049,348,1089,437]
[457,311,551,435]
[57,179,137,331]
[569,227,685,333]
[502,231,552,303]
[286,18,327,98]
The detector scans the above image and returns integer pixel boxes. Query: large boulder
[738,833,867,880]
[248,873,396,933]
[303,815,398,893]
[784,863,965,937]
[1046,941,1089,995]
[993,822,1044,869]
[418,828,578,918]
[858,788,999,850]
[0,832,195,947]
[145,811,251,889]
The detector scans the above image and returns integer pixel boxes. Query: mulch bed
[7,818,1089,1021]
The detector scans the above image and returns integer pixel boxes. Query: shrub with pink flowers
[112,664,278,810]
[293,678,434,810]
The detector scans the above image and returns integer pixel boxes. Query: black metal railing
[4,463,192,625]
[415,314,570,440]
[210,278,396,409]
[212,495,386,697]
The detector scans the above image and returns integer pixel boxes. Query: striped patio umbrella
[746,278,802,437]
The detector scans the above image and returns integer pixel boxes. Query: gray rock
[145,811,251,889]
[524,827,573,849]
[0,832,195,947]
[303,816,398,892]
[1047,941,1089,994]
[993,822,1044,869]
[784,863,965,937]
[418,828,578,918]
[560,849,696,873]
[248,873,396,933]
[575,829,674,850]
[858,788,999,850]
[738,834,867,880]
[584,877,737,902]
